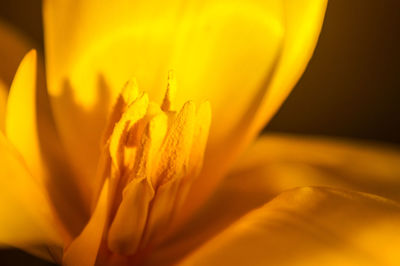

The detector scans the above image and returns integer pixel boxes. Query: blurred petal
[230,134,400,203]
[0,20,31,86]
[179,187,400,266]
[63,180,109,266]
[181,0,328,227]
[43,0,284,207]
[0,79,6,131]
[0,132,62,262]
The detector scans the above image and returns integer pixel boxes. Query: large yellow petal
[180,0,328,227]
[43,0,285,207]
[191,134,400,247]
[0,20,31,86]
[0,132,62,262]
[179,187,400,266]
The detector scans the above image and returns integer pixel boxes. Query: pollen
[100,72,211,255]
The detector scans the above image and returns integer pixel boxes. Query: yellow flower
[1,0,400,265]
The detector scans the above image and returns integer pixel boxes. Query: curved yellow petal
[0,132,62,262]
[43,0,284,206]
[0,79,7,131]
[179,187,400,266]
[179,0,328,227]
[173,135,400,247]
[0,20,31,86]
[5,50,45,181]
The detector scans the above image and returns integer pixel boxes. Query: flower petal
[179,187,400,266]
[0,132,62,262]
[180,0,328,228]
[62,179,109,266]
[0,20,31,86]
[5,50,45,180]
[189,134,400,245]
[230,134,400,202]
[43,0,284,206]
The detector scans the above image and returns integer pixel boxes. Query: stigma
[100,71,211,256]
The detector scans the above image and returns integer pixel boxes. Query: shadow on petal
[38,73,111,240]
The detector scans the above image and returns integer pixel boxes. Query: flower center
[101,71,211,255]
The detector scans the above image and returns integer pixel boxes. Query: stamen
[102,72,211,256]
[108,93,149,171]
[121,78,139,104]
[103,78,139,143]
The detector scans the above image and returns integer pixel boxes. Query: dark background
[268,1,400,144]
[0,0,399,265]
